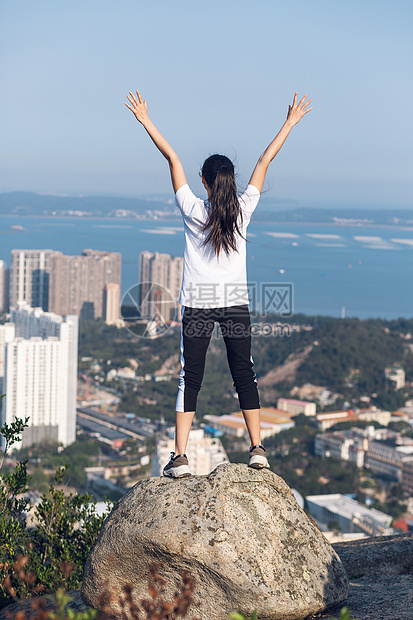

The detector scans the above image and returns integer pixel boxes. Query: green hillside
[79,315,413,418]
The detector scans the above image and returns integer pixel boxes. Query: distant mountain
[254,205,413,226]
[0,191,412,226]
[0,191,175,219]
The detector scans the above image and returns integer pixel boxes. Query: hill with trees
[79,315,413,420]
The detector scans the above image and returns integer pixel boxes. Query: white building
[315,426,413,479]
[0,323,16,395]
[314,408,392,431]
[152,428,228,476]
[117,367,136,380]
[315,411,355,431]
[356,407,392,426]
[0,260,9,314]
[277,398,316,416]
[306,493,393,537]
[385,366,405,390]
[367,440,413,481]
[402,457,413,495]
[0,302,78,449]
[314,429,368,468]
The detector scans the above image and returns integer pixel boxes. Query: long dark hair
[201,154,245,256]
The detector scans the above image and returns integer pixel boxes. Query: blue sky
[1,0,412,205]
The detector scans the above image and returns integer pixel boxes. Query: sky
[1,0,412,206]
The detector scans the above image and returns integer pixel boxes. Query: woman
[125,90,312,478]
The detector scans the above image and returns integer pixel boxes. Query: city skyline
[10,248,121,322]
[1,1,412,205]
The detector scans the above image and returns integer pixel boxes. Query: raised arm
[249,93,312,193]
[125,91,187,194]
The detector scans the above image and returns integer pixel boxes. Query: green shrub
[331,607,360,620]
[0,416,111,608]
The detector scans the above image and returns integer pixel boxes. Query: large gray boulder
[81,463,348,619]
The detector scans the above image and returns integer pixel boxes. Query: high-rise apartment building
[0,302,78,450]
[10,249,121,320]
[48,249,122,319]
[103,283,121,324]
[0,322,15,396]
[138,251,183,320]
[0,260,9,314]
[47,252,71,317]
[10,249,56,311]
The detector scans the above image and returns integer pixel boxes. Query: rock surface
[339,575,413,620]
[81,463,348,620]
[310,533,413,620]
[333,532,413,578]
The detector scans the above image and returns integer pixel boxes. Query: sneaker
[163,452,192,479]
[248,444,270,470]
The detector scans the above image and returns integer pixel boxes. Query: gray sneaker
[163,452,192,479]
[248,444,270,470]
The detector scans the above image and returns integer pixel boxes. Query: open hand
[125,90,149,125]
[286,93,313,126]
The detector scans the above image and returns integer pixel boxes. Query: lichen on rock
[81,463,348,620]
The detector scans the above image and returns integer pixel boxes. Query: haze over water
[1,215,411,320]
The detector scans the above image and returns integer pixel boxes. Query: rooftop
[306,493,392,526]
[232,409,292,425]
[210,415,282,430]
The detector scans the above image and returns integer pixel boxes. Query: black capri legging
[175,304,260,412]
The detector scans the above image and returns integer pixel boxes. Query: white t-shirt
[175,183,260,308]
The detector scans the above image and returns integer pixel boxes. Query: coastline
[1,212,413,231]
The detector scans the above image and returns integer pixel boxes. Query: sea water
[0,215,412,320]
